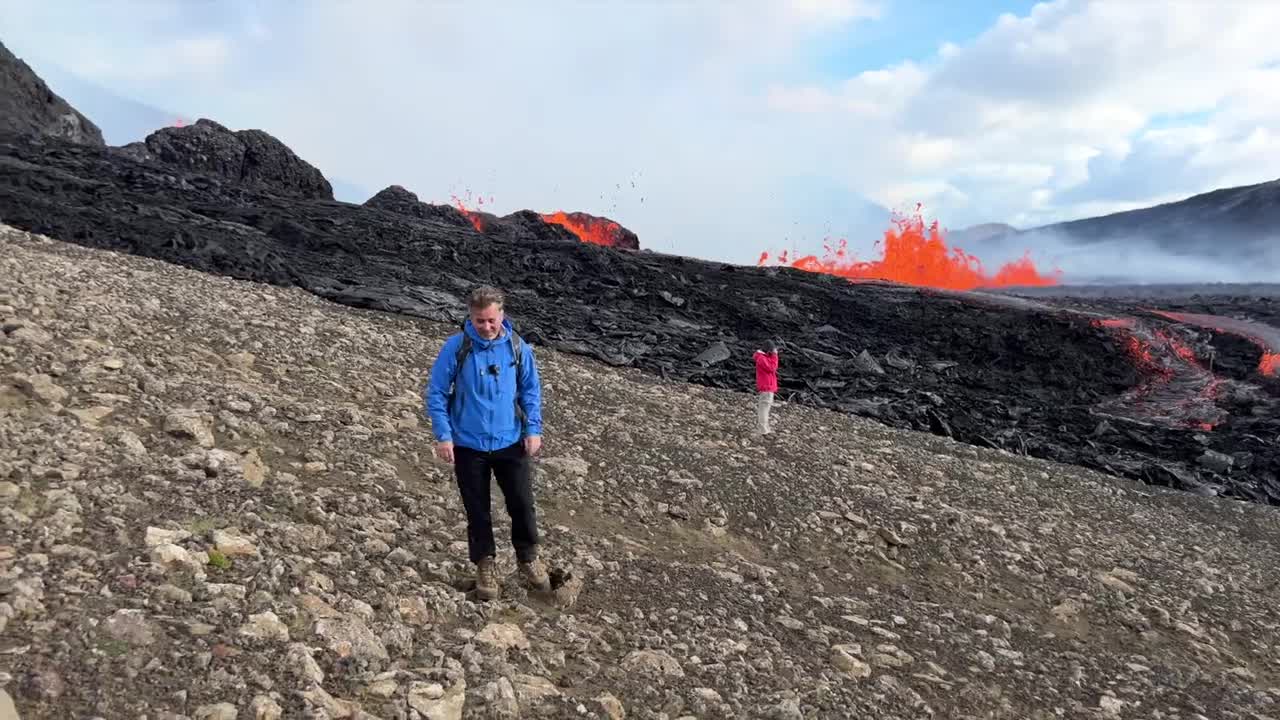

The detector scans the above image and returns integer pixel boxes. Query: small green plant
[207,549,232,570]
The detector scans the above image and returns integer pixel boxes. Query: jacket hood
[463,317,515,348]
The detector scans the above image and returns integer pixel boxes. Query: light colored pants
[756,391,774,434]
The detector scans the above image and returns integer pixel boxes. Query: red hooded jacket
[754,350,779,392]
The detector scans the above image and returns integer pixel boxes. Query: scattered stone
[511,674,561,705]
[249,695,283,720]
[193,703,238,720]
[479,677,519,718]
[102,608,159,646]
[144,527,191,548]
[595,693,626,720]
[164,410,215,447]
[68,405,114,426]
[212,528,259,557]
[284,642,325,686]
[9,373,67,404]
[408,680,466,720]
[315,614,390,663]
[475,622,530,651]
[621,649,684,678]
[832,645,872,679]
[239,611,289,642]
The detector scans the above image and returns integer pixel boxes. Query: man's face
[470,302,504,340]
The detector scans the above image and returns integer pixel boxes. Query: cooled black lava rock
[0,41,104,147]
[363,185,473,228]
[130,118,333,200]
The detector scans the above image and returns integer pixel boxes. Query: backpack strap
[448,332,472,413]
[510,331,528,435]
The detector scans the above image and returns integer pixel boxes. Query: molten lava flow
[1091,317,1224,431]
[1147,310,1280,379]
[758,209,1061,291]
[539,211,627,247]
[1261,353,1280,376]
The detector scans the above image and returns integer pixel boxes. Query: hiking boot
[474,557,500,600]
[520,556,551,591]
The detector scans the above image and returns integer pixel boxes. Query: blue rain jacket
[424,318,543,451]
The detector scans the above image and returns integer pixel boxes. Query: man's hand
[435,440,455,464]
[523,435,542,457]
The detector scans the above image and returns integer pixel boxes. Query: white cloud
[62,33,230,83]
[769,0,1280,232]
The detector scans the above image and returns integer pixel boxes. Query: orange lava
[539,211,627,247]
[1091,317,1224,430]
[759,209,1061,290]
[1148,309,1280,379]
[450,193,487,233]
[174,117,186,127]
[1097,318,1135,329]
[1262,352,1279,377]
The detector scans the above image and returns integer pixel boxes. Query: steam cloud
[966,230,1280,286]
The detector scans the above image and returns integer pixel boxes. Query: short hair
[468,285,505,311]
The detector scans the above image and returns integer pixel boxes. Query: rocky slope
[4,224,1280,719]
[0,41,103,147]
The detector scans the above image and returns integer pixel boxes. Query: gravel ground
[3,223,1280,719]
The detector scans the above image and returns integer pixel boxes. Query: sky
[3,0,1280,269]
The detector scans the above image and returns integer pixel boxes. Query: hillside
[0,42,102,146]
[955,179,1280,256]
[5,224,1280,718]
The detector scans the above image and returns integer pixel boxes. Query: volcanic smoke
[759,209,1062,291]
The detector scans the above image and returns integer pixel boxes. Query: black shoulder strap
[450,333,472,395]
[449,329,526,419]
[511,331,524,380]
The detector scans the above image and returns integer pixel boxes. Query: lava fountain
[759,208,1061,291]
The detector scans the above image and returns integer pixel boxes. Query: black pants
[454,441,539,564]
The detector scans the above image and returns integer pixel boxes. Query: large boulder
[136,119,333,200]
[0,40,105,146]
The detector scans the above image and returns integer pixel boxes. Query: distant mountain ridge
[952,178,1280,256]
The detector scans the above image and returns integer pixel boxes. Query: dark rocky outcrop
[365,185,642,250]
[117,118,333,200]
[0,40,104,146]
[363,185,471,227]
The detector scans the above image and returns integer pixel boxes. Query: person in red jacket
[754,340,780,434]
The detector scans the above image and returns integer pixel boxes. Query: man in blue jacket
[424,285,548,600]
